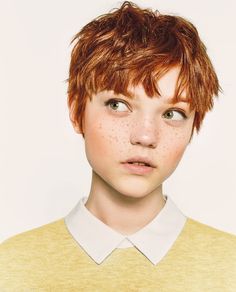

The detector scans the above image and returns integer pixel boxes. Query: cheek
[169,143,187,165]
[84,115,128,160]
[159,130,190,166]
[85,121,108,159]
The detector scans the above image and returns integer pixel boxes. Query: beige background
[1,0,236,242]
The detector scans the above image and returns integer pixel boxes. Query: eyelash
[104,98,129,111]
[164,108,187,120]
[104,98,187,120]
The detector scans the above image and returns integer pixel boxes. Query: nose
[130,116,158,149]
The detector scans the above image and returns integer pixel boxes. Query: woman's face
[73,67,195,199]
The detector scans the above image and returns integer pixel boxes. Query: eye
[104,98,130,112]
[163,109,187,121]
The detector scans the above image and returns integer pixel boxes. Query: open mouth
[127,162,151,167]
[122,161,154,174]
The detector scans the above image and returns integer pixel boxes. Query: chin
[111,181,156,200]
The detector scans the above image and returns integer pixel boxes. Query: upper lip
[122,156,156,168]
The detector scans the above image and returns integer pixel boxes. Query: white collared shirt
[64,195,187,265]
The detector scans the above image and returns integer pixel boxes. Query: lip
[121,156,156,175]
[122,156,156,168]
[122,162,154,175]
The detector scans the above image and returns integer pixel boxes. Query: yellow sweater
[0,217,236,292]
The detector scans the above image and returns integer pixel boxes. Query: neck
[85,171,166,235]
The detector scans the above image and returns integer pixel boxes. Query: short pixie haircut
[67,1,220,136]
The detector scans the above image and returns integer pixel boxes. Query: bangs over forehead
[68,1,220,133]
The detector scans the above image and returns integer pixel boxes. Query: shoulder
[181,217,236,259]
[1,218,67,248]
[185,217,236,242]
[0,218,72,290]
[0,218,70,264]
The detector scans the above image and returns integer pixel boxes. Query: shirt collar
[64,195,186,265]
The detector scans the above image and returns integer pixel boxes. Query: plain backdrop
[1,0,236,242]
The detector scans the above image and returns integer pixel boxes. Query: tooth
[127,161,150,166]
[133,162,146,166]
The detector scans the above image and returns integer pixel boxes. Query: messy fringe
[67,1,220,134]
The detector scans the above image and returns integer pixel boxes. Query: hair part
[67,1,221,136]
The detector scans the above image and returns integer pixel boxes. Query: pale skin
[71,67,195,235]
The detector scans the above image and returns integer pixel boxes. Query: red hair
[67,1,220,136]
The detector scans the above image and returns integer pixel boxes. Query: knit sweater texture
[0,217,236,291]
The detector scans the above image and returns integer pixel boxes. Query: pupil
[167,111,173,118]
[111,102,118,109]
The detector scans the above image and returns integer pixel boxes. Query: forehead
[98,66,190,104]
[113,69,189,103]
[127,83,189,104]
[90,67,193,111]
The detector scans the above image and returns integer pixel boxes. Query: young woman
[1,2,235,291]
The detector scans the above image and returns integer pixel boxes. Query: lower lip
[122,163,154,174]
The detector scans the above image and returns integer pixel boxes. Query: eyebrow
[102,91,190,104]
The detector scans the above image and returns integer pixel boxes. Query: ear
[71,119,83,134]
[68,99,84,135]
